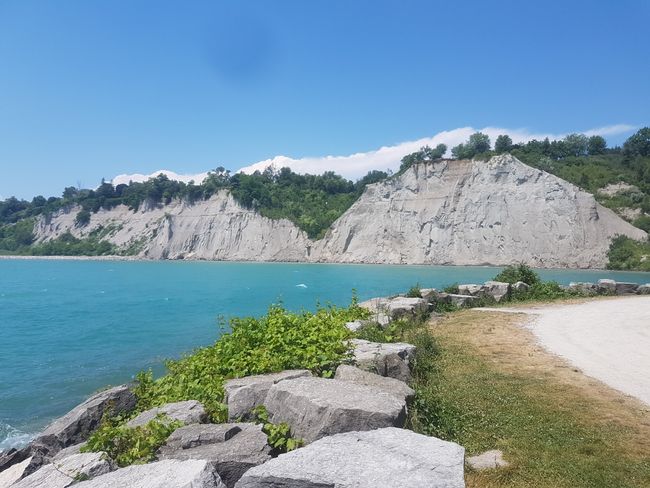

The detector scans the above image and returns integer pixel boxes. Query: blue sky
[1,0,649,199]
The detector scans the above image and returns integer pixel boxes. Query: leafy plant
[251,405,303,454]
[406,283,422,298]
[81,415,182,467]
[493,263,541,286]
[442,283,460,294]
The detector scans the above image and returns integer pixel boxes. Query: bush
[406,284,422,298]
[75,209,91,227]
[607,235,650,271]
[134,301,368,422]
[251,406,303,454]
[81,416,182,467]
[493,264,541,286]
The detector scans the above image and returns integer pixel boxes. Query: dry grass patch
[406,310,650,488]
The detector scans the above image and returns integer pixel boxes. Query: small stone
[467,449,509,471]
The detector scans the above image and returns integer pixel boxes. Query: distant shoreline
[0,255,139,261]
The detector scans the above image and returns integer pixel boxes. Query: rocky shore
[1,277,648,488]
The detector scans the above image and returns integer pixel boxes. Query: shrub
[251,405,303,454]
[81,415,182,467]
[406,284,422,298]
[75,209,91,227]
[134,302,368,422]
[442,283,459,294]
[493,264,541,286]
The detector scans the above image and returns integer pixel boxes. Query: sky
[0,0,649,199]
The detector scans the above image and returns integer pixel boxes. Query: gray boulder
[52,443,86,462]
[419,288,437,301]
[435,292,478,308]
[12,452,114,488]
[351,339,415,381]
[159,423,271,488]
[358,297,390,314]
[76,459,225,488]
[0,456,32,488]
[638,284,650,295]
[615,282,639,295]
[126,400,208,428]
[385,297,429,319]
[235,427,465,488]
[30,385,136,459]
[264,377,407,444]
[334,365,414,402]
[482,281,511,302]
[512,281,531,293]
[597,278,617,293]
[0,447,32,478]
[457,284,482,295]
[224,370,312,421]
[568,282,598,295]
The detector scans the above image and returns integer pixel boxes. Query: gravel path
[479,297,650,405]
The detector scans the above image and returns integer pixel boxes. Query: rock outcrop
[75,459,225,488]
[235,428,465,488]
[224,370,312,421]
[158,423,271,488]
[11,452,114,488]
[264,377,407,444]
[33,156,647,267]
[31,385,136,459]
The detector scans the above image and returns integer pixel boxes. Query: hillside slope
[33,155,646,267]
[313,155,646,267]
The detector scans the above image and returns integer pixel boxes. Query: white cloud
[110,124,636,184]
[111,169,211,186]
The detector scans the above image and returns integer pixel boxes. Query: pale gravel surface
[478,297,650,406]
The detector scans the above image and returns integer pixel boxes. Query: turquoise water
[1,259,648,449]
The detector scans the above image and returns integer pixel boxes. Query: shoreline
[1,254,649,274]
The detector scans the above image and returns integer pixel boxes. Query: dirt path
[478,296,650,405]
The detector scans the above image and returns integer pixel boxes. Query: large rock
[568,282,598,295]
[76,459,224,488]
[457,284,482,295]
[334,365,414,402]
[419,288,438,301]
[30,385,135,459]
[615,282,639,295]
[638,284,650,295]
[264,377,407,444]
[0,456,32,488]
[235,427,465,488]
[482,281,510,302]
[444,293,479,307]
[0,447,31,477]
[159,423,271,488]
[351,339,415,381]
[359,297,428,322]
[224,370,312,421]
[126,400,208,428]
[597,279,617,294]
[11,452,114,488]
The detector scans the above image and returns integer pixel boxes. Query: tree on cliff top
[451,132,491,159]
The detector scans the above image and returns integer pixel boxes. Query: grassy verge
[403,310,650,488]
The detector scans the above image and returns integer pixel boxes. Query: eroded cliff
[34,155,647,267]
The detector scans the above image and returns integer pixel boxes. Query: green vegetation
[82,416,182,467]
[405,283,422,298]
[606,235,650,271]
[493,263,541,286]
[251,405,303,454]
[451,132,491,159]
[398,144,446,174]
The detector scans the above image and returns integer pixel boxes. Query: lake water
[1,259,648,449]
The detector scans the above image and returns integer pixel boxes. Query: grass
[407,309,650,488]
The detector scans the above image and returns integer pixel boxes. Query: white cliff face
[34,155,646,267]
[312,155,647,268]
[34,191,312,261]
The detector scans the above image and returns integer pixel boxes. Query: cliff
[34,155,646,267]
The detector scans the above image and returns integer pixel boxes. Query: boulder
[30,385,136,459]
[385,297,429,319]
[52,443,86,462]
[351,339,415,381]
[0,456,32,488]
[457,284,482,295]
[597,279,617,294]
[344,320,363,332]
[435,292,478,308]
[615,282,639,295]
[512,281,531,293]
[334,365,414,402]
[482,281,511,302]
[126,400,208,428]
[264,377,407,444]
[224,370,312,421]
[0,447,31,476]
[11,452,114,488]
[568,282,598,295]
[75,459,224,488]
[358,297,390,315]
[466,449,509,471]
[419,288,437,301]
[159,423,271,488]
[638,284,650,295]
[235,427,465,488]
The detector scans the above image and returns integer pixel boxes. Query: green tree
[623,127,650,157]
[494,134,513,154]
[587,135,607,155]
[562,134,589,157]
